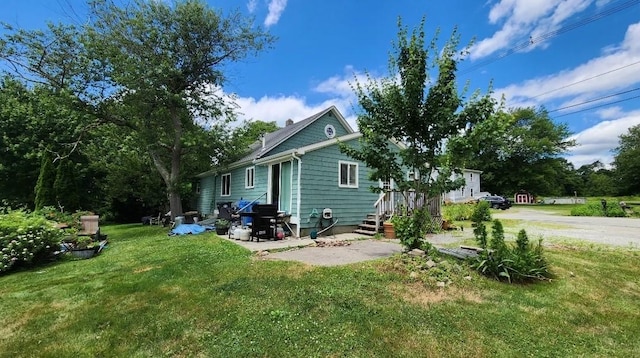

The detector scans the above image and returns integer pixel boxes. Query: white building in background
[442,169,484,203]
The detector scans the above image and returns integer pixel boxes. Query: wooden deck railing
[373,190,443,231]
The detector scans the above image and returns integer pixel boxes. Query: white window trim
[221,173,231,197]
[338,160,359,188]
[407,169,420,181]
[245,167,255,189]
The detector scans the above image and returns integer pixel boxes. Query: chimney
[261,133,266,149]
[285,118,294,126]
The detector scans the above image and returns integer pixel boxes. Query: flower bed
[0,209,63,273]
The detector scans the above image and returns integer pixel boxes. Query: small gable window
[221,173,231,196]
[245,167,255,189]
[325,124,336,139]
[339,161,358,188]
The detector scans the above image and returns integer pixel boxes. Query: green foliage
[1,224,639,356]
[392,215,420,250]
[1,0,275,220]
[34,151,56,210]
[0,208,63,273]
[575,161,618,196]
[33,206,94,230]
[392,208,435,251]
[473,221,488,249]
[341,17,494,208]
[613,124,640,195]
[34,206,74,225]
[215,218,230,228]
[442,202,475,221]
[489,219,507,254]
[0,78,41,207]
[470,200,492,222]
[471,219,551,283]
[53,157,82,211]
[227,120,280,162]
[570,202,627,217]
[456,107,575,196]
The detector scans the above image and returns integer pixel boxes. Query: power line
[548,87,640,113]
[553,93,640,118]
[531,60,640,99]
[460,0,640,75]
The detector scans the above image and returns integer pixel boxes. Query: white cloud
[246,0,257,13]
[471,0,594,60]
[264,0,287,27]
[565,109,640,167]
[495,21,640,108]
[233,94,357,131]
[312,66,377,97]
[219,66,394,132]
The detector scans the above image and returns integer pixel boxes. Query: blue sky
[2,0,640,168]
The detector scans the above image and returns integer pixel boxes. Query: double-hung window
[221,173,231,196]
[245,167,255,189]
[339,161,358,188]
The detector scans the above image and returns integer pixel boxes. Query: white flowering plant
[0,208,64,274]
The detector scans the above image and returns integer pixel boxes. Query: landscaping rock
[409,271,419,279]
[436,281,446,288]
[464,276,472,281]
[315,239,351,247]
[426,259,437,268]
[409,248,425,256]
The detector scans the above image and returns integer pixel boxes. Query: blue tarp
[170,223,212,236]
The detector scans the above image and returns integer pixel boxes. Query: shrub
[470,200,492,223]
[570,202,626,217]
[442,203,475,221]
[33,206,95,230]
[0,209,64,273]
[392,207,434,251]
[470,218,551,283]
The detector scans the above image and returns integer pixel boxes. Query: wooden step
[354,228,378,236]
[358,223,379,230]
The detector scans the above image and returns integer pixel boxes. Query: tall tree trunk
[149,107,184,221]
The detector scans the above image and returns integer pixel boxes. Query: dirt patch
[133,265,160,273]
[389,282,483,305]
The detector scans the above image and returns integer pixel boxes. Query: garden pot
[215,227,228,235]
[70,248,96,259]
[383,222,396,239]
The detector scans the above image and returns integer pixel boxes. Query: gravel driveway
[493,208,640,248]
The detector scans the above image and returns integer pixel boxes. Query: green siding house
[195,106,382,237]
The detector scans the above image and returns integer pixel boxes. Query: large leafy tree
[460,107,575,196]
[613,124,640,195]
[0,78,96,209]
[1,0,275,218]
[343,18,495,201]
[575,161,617,196]
[341,18,495,249]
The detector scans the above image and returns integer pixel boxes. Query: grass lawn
[524,196,640,216]
[1,224,639,357]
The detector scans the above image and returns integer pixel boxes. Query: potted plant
[69,235,98,259]
[215,219,230,235]
[382,220,396,239]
